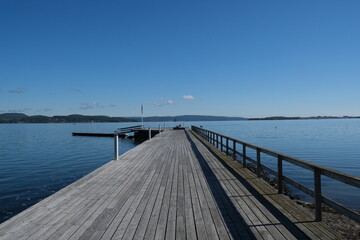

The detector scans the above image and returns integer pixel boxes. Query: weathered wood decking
[0,130,340,239]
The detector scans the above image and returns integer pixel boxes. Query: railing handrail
[191,125,360,223]
[192,126,360,187]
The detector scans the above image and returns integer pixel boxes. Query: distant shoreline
[1,113,359,124]
[248,116,360,121]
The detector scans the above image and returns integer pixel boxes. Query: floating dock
[0,129,345,239]
[72,132,122,137]
[72,126,162,141]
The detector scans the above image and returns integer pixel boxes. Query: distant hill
[0,113,136,123]
[248,116,360,120]
[127,115,247,122]
[0,113,28,121]
[0,113,246,123]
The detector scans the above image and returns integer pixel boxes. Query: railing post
[256,148,261,177]
[226,138,229,155]
[242,144,246,167]
[233,140,236,161]
[114,131,119,160]
[159,125,161,134]
[216,134,219,148]
[277,155,283,194]
[149,128,152,140]
[314,167,322,221]
[220,136,223,152]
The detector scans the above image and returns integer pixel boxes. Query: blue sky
[1,0,359,118]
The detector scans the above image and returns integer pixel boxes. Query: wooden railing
[191,126,360,223]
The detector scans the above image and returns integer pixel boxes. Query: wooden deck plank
[100,145,168,240]
[0,143,152,238]
[200,144,293,240]
[144,148,175,239]
[164,142,179,240]
[67,142,162,239]
[206,136,333,240]
[186,141,223,240]
[190,130,342,240]
[56,142,161,240]
[107,165,162,238]
[153,144,176,240]
[226,160,336,240]
[186,156,207,240]
[0,129,342,240]
[123,158,168,239]
[47,163,141,234]
[187,132,256,240]
[133,142,174,240]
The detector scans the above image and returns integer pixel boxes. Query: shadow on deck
[185,131,311,239]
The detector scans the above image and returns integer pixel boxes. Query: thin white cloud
[153,98,175,107]
[182,95,195,100]
[9,88,25,94]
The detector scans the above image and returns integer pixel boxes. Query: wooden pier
[0,129,345,239]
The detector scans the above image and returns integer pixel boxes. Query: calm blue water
[0,122,139,223]
[0,119,359,223]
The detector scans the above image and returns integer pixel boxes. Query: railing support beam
[242,144,246,167]
[278,156,283,194]
[233,141,236,161]
[226,138,229,155]
[314,168,322,221]
[256,148,261,177]
[220,136,223,152]
[114,131,119,160]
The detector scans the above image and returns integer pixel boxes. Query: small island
[0,113,136,123]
